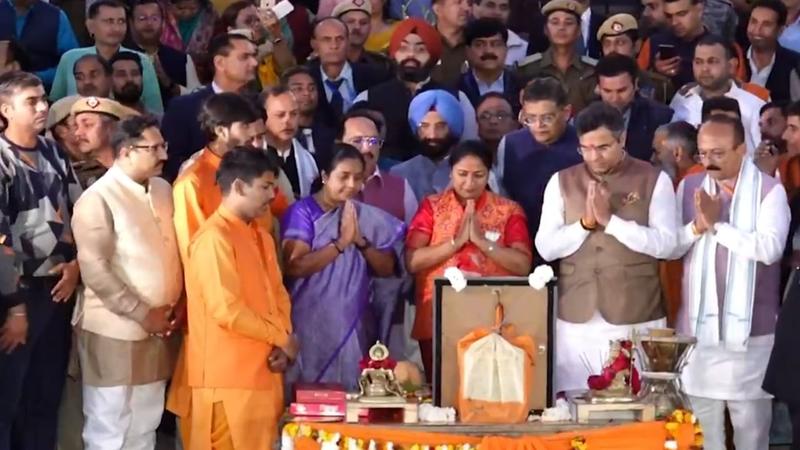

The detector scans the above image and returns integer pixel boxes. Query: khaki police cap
[332,0,371,18]
[46,95,80,130]
[70,96,139,121]
[596,13,639,41]
[541,0,586,18]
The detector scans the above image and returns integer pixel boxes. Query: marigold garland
[570,436,588,450]
[664,409,703,450]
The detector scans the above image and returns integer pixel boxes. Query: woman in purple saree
[281,145,406,391]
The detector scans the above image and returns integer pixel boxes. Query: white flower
[484,230,501,242]
[444,266,467,292]
[528,264,555,290]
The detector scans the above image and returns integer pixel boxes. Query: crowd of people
[2,0,800,448]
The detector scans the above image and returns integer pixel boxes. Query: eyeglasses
[130,142,168,153]
[694,149,729,162]
[349,136,383,148]
[520,113,557,126]
[478,111,513,122]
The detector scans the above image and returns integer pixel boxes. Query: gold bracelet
[580,217,597,231]
[691,221,702,236]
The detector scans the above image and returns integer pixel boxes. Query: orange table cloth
[283,420,699,450]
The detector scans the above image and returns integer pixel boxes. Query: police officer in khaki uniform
[332,0,393,79]
[70,96,139,188]
[596,13,675,104]
[514,0,597,114]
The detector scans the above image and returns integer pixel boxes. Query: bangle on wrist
[332,241,344,254]
[580,217,597,231]
[450,237,457,248]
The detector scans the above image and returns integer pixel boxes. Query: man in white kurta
[671,114,789,450]
[72,115,183,449]
[669,35,765,153]
[536,102,677,393]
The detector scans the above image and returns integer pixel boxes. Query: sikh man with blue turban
[391,89,503,201]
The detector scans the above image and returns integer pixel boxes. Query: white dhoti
[682,334,774,450]
[555,314,666,394]
[82,381,167,450]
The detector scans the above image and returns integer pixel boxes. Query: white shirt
[505,30,529,66]
[472,70,505,96]
[535,169,677,262]
[670,178,789,264]
[747,47,776,87]
[365,167,420,224]
[669,82,765,154]
[581,8,591,52]
[321,62,356,111]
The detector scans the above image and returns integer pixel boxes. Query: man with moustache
[457,19,523,114]
[536,102,677,394]
[671,114,789,450]
[109,52,149,116]
[496,78,583,246]
[476,93,518,155]
[392,89,498,201]
[671,35,765,153]
[596,14,674,104]
[264,86,319,199]
[595,54,673,162]
[127,0,200,108]
[161,33,259,182]
[50,0,163,113]
[470,0,529,66]
[72,96,139,188]
[283,66,336,169]
[71,115,181,450]
[641,0,669,35]
[430,0,471,87]
[306,17,387,129]
[746,0,800,103]
[46,95,82,162]
[354,18,478,163]
[73,55,112,98]
[652,121,701,183]
[333,0,392,80]
[515,0,597,114]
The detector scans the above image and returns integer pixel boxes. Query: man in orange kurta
[186,149,294,450]
[168,93,287,447]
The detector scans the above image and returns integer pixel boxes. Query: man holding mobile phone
[636,0,746,89]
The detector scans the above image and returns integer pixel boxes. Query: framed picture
[432,277,556,412]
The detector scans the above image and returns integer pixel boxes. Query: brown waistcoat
[557,157,665,324]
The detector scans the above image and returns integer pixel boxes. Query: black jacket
[624,95,674,162]
[306,59,389,128]
[457,70,522,115]
[161,85,214,182]
[744,45,800,103]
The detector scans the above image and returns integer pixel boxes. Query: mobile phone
[657,44,678,60]
[267,0,294,19]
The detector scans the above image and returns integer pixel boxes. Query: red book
[289,402,345,417]
[293,382,346,404]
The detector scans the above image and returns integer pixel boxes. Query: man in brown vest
[535,101,678,393]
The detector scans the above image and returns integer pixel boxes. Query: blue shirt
[7,0,78,87]
[780,16,800,54]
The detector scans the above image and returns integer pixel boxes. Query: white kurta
[669,82,765,154]
[536,169,678,393]
[671,177,790,400]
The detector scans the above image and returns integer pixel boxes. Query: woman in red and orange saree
[405,141,533,380]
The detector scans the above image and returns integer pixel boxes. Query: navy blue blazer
[161,85,214,182]
[457,70,522,115]
[625,96,674,162]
